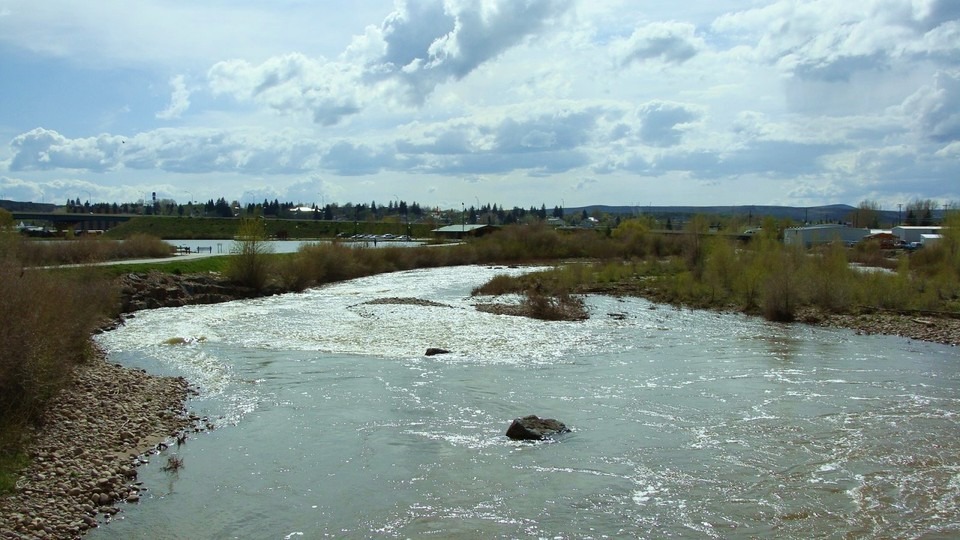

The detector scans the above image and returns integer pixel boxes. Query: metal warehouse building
[892,226,943,244]
[783,224,871,247]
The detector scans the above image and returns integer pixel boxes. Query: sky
[0,0,958,211]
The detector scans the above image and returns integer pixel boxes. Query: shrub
[472,274,523,296]
[110,234,174,259]
[520,281,587,321]
[0,256,118,476]
[225,218,273,290]
[805,242,855,313]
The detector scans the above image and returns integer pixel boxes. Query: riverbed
[91,265,960,538]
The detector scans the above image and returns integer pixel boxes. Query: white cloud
[156,75,191,120]
[367,0,574,104]
[635,101,702,147]
[208,54,365,126]
[9,128,124,172]
[2,1,958,208]
[712,0,959,81]
[901,70,960,142]
[614,21,704,66]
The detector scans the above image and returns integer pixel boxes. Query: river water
[91,265,959,539]
[163,238,424,255]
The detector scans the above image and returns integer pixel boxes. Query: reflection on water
[92,266,960,539]
[164,238,425,255]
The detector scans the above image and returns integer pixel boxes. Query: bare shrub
[110,234,174,259]
[472,274,522,296]
[521,284,588,321]
[161,455,184,472]
[0,257,118,434]
[226,218,273,290]
[849,240,896,270]
[4,234,172,266]
[757,245,806,322]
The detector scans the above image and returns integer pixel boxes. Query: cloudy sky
[1,0,958,210]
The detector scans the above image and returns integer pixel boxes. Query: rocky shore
[117,271,265,312]
[798,308,960,347]
[0,351,196,539]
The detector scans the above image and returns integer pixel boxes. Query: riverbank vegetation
[3,233,173,266]
[466,213,960,322]
[0,242,119,492]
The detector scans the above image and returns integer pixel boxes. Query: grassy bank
[104,215,436,240]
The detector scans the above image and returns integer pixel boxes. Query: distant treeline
[63,197,578,226]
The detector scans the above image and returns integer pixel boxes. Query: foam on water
[99,266,639,367]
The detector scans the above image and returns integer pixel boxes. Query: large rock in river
[505,415,570,441]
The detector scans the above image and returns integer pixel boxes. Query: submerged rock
[506,415,570,441]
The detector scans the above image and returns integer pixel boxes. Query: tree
[226,218,273,291]
[853,200,881,228]
[906,199,937,226]
[0,208,13,230]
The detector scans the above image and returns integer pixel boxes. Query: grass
[93,256,231,277]
[0,450,28,493]
[104,215,436,240]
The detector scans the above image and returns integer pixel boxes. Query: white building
[892,226,943,244]
[920,234,942,247]
[783,224,870,247]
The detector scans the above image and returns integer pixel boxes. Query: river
[91,265,959,539]
[163,238,424,255]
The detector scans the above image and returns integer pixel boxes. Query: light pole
[393,194,400,235]
[461,202,465,235]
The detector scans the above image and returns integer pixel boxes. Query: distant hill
[565,204,902,225]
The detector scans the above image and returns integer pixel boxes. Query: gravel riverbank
[799,308,960,347]
[0,351,196,539]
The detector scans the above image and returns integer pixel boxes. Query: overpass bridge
[12,212,135,233]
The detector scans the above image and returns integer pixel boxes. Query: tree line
[62,197,582,226]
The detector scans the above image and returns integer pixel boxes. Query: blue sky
[1,0,958,210]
